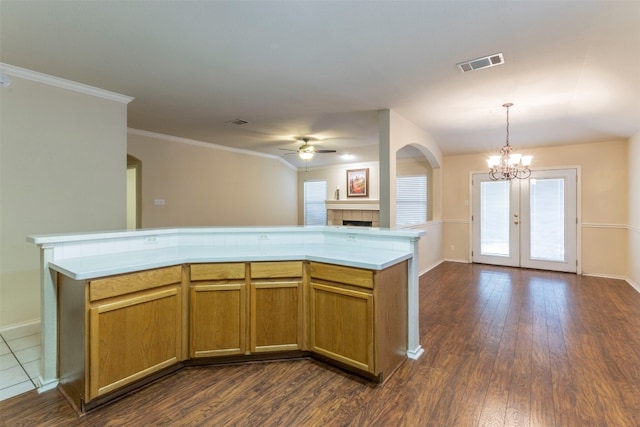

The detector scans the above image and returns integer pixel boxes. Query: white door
[472,176,520,267]
[472,169,577,273]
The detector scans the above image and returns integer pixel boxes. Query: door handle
[514,220,519,225]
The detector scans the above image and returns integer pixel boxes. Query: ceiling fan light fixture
[299,151,314,160]
[297,137,317,160]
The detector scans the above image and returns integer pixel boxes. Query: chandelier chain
[505,104,510,146]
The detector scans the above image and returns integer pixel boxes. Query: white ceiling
[2,1,639,168]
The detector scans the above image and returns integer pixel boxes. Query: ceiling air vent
[225,119,248,126]
[457,53,504,73]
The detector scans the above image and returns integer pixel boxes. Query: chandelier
[487,103,532,180]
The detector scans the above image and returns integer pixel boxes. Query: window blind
[304,180,327,225]
[396,175,427,226]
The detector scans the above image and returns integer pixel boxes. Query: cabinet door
[88,287,181,400]
[250,280,302,353]
[190,283,246,357]
[309,282,374,373]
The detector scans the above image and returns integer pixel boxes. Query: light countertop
[50,244,413,280]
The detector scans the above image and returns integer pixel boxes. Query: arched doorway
[395,144,433,227]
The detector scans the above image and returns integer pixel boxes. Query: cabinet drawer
[251,261,302,279]
[191,263,245,281]
[310,262,373,289]
[89,266,182,301]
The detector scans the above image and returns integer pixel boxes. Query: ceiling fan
[280,137,336,160]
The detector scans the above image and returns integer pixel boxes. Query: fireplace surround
[325,200,380,227]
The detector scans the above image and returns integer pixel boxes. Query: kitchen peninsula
[29,226,424,412]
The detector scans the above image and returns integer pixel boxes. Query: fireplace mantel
[325,199,380,211]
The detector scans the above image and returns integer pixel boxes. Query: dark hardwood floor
[2,262,639,426]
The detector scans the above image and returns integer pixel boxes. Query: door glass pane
[480,181,510,256]
[530,178,565,261]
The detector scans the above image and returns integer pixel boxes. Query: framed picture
[347,168,369,197]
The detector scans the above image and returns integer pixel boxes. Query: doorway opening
[127,155,142,229]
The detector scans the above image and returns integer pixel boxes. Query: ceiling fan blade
[278,148,298,152]
[316,149,337,153]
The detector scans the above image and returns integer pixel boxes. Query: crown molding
[0,63,133,104]
[127,128,297,171]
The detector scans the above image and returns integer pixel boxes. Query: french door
[472,169,577,273]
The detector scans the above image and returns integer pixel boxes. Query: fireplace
[342,220,373,227]
[325,200,380,227]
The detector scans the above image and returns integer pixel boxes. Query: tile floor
[0,322,41,401]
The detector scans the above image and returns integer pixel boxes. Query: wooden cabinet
[88,288,181,399]
[87,266,183,402]
[57,258,408,412]
[309,263,375,373]
[309,261,408,381]
[57,266,183,411]
[250,261,303,353]
[189,263,246,357]
[189,261,303,357]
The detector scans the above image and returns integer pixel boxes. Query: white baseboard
[443,258,470,264]
[576,273,640,295]
[0,318,40,334]
[407,345,425,360]
[581,273,627,280]
[419,258,445,276]
[418,258,469,277]
[37,377,58,393]
[626,278,640,294]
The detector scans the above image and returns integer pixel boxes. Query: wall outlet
[258,234,269,240]
[450,244,455,251]
[348,234,357,241]
[153,199,166,206]
[145,236,158,245]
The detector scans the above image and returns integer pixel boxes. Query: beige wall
[298,159,443,274]
[629,130,640,290]
[385,110,444,273]
[0,75,128,328]
[296,161,380,221]
[300,109,445,274]
[379,109,443,227]
[443,140,629,277]
[127,131,298,227]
